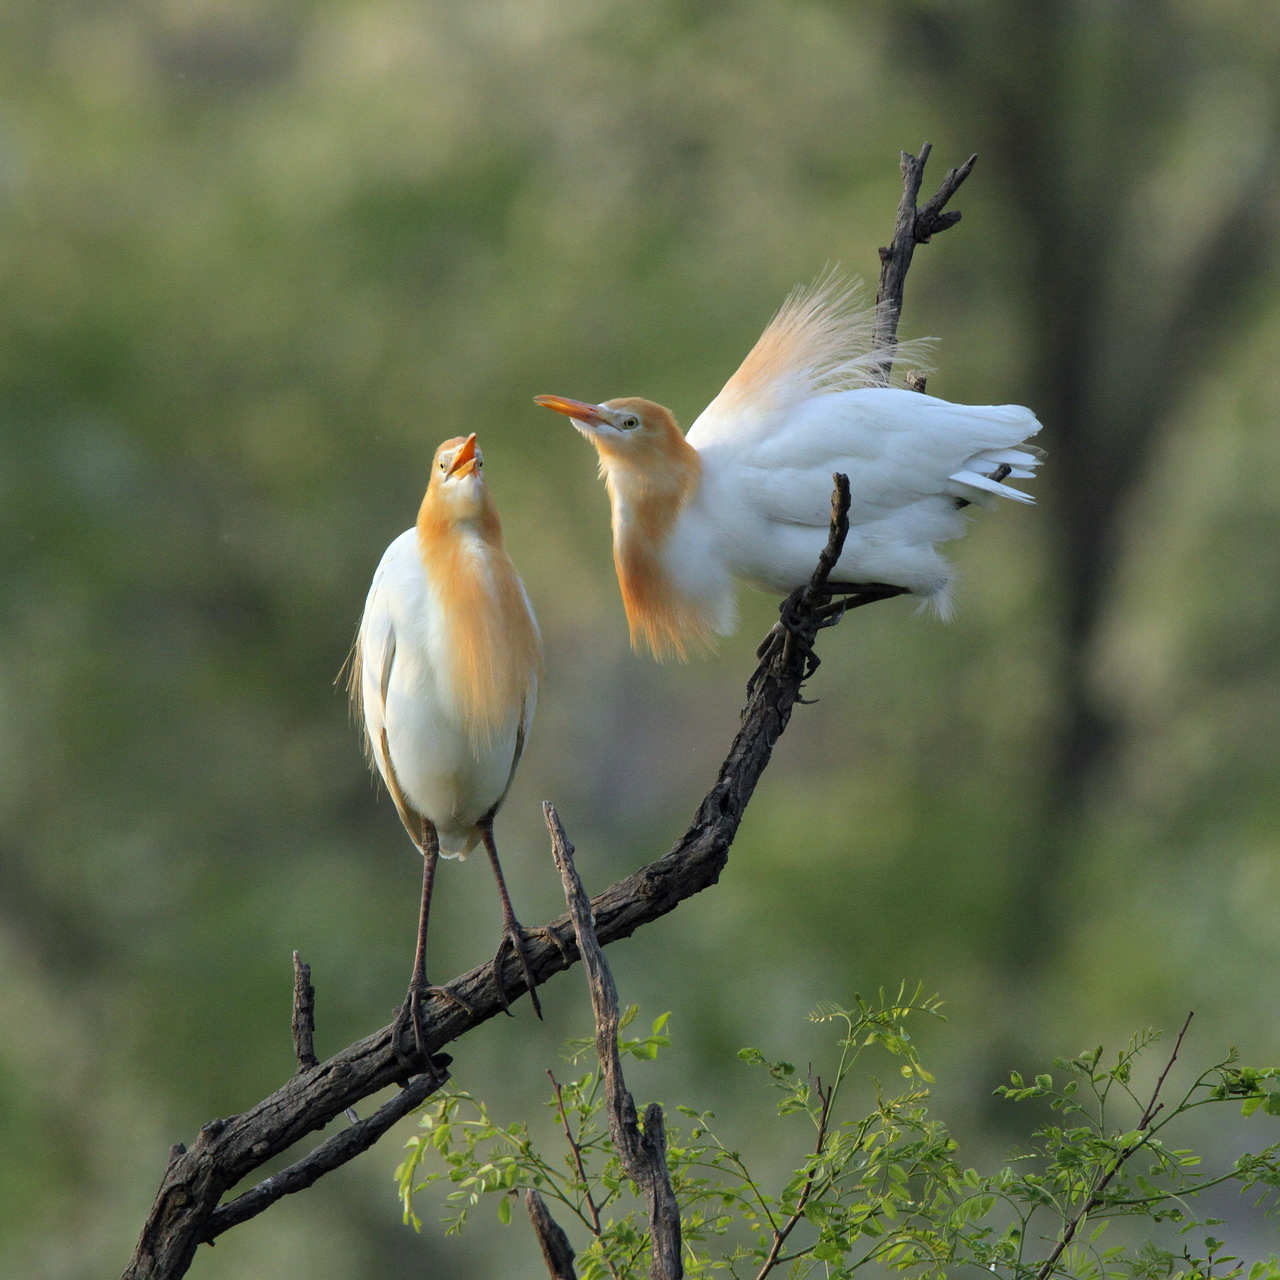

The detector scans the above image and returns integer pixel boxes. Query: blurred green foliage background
[2,1,1278,1275]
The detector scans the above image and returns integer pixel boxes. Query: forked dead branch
[123,143,976,1280]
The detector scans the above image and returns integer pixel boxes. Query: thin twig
[752,475,908,690]
[805,475,853,602]
[548,1070,608,1241]
[1139,1013,1195,1128]
[873,143,978,382]
[1035,1013,1195,1280]
[751,474,853,686]
[914,152,979,242]
[754,1076,836,1278]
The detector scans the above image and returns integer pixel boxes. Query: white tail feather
[950,469,1036,503]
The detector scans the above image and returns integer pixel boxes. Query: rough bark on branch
[291,951,318,1071]
[526,1189,579,1280]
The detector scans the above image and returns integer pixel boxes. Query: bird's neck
[416,504,540,740]
[598,443,718,661]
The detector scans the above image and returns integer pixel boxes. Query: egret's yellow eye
[621,415,639,430]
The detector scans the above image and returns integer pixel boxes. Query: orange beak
[533,394,608,425]
[446,432,480,479]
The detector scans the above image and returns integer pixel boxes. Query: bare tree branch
[546,801,683,1280]
[873,143,978,381]
[122,467,872,1280]
[123,144,957,1280]
[206,1066,445,1239]
[121,474,869,1280]
[754,475,904,685]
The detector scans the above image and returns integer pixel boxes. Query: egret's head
[533,394,688,474]
[418,433,501,538]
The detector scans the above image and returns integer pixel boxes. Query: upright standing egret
[536,276,1043,660]
[347,432,544,1051]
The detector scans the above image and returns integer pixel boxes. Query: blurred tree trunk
[887,0,1280,974]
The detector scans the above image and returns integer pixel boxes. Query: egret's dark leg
[393,823,473,1068]
[479,819,543,1020]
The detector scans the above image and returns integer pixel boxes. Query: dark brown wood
[291,952,317,1071]
[526,1189,579,1280]
[206,1066,446,1238]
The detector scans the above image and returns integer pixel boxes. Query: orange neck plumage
[594,425,715,662]
[416,498,540,741]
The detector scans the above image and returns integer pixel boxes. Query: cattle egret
[536,276,1043,660]
[346,432,544,1049]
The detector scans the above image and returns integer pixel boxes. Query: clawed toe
[392,985,427,1070]
[757,605,821,683]
[393,981,475,1071]
[532,923,573,966]
[492,922,544,1020]
[752,582,907,691]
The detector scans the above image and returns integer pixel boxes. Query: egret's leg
[393,823,473,1069]
[479,820,544,1021]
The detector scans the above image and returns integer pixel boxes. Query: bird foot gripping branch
[490,919,575,1020]
[490,920,545,1020]
[393,981,474,1074]
[747,473,910,695]
[755,580,909,690]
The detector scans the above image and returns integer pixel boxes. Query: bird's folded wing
[352,583,431,845]
[703,388,1042,529]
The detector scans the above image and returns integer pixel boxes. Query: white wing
[694,387,1043,604]
[711,388,1042,528]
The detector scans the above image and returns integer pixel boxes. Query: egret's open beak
[446,432,480,479]
[533,394,609,426]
